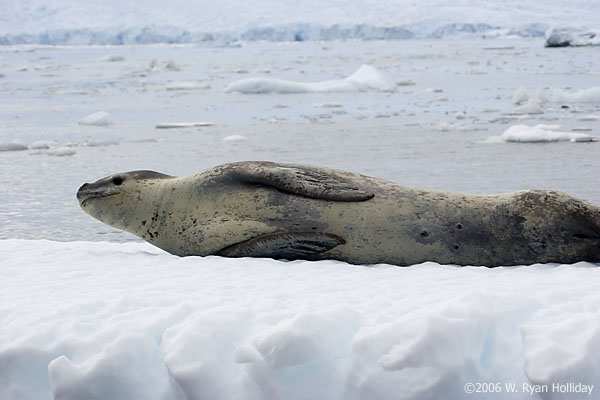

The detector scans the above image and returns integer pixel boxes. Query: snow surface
[225,65,395,94]
[1,239,599,400]
[1,0,599,45]
[488,124,596,143]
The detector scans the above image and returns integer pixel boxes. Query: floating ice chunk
[510,98,544,115]
[155,122,215,129]
[222,135,247,142]
[81,140,118,147]
[148,59,181,72]
[545,27,600,47]
[313,102,344,108]
[577,114,600,121]
[489,124,596,142]
[534,88,549,104]
[551,87,600,104]
[455,112,467,120]
[78,111,111,126]
[48,147,77,156]
[0,142,28,151]
[224,65,395,94]
[100,54,124,62]
[512,86,529,105]
[260,117,284,124]
[166,81,211,91]
[345,65,395,91]
[437,122,454,131]
[29,141,56,150]
[225,78,312,94]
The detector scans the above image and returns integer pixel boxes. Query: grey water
[0,39,598,242]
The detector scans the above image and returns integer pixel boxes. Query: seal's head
[77,170,173,231]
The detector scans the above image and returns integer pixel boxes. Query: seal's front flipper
[217,231,345,260]
[225,162,375,202]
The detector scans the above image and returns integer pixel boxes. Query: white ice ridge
[224,65,395,94]
[489,124,596,143]
[1,239,599,400]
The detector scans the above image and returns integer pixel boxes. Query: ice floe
[551,87,600,104]
[155,122,215,129]
[78,111,112,126]
[512,86,530,105]
[510,99,544,115]
[545,27,600,47]
[48,147,76,156]
[577,114,600,121]
[224,65,395,94]
[488,124,596,143]
[166,81,211,91]
[99,54,125,62]
[222,135,247,142]
[0,142,28,152]
[313,102,344,108]
[29,141,56,150]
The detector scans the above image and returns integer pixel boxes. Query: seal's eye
[112,176,124,186]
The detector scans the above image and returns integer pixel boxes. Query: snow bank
[551,87,600,104]
[225,65,395,94]
[1,239,599,400]
[489,124,596,143]
[545,27,600,47]
[77,111,111,126]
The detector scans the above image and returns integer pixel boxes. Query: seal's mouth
[77,183,119,207]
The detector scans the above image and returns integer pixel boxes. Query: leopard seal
[76,161,600,266]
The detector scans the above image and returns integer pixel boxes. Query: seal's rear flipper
[217,232,345,260]
[225,162,374,202]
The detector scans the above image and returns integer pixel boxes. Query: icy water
[0,39,598,241]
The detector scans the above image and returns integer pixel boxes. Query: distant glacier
[0,23,553,46]
[1,0,598,46]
